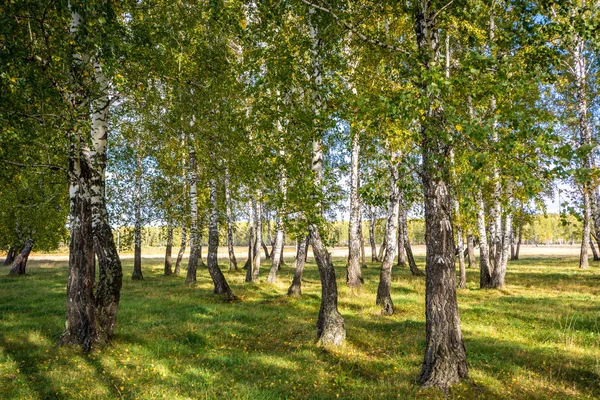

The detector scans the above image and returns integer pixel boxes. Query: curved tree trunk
[185,145,199,285]
[9,239,33,275]
[225,168,238,270]
[288,235,308,296]
[164,223,173,275]
[4,246,16,266]
[175,226,186,275]
[207,178,235,300]
[376,161,400,315]
[347,128,362,290]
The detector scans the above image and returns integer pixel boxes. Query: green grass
[1,253,600,399]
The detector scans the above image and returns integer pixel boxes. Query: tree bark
[288,235,309,296]
[466,234,476,268]
[377,237,387,262]
[476,191,493,288]
[347,128,363,290]
[225,168,238,270]
[401,202,425,277]
[207,178,235,300]
[89,59,122,340]
[4,246,16,266]
[61,132,97,352]
[246,196,262,282]
[369,206,379,262]
[491,210,512,288]
[131,148,144,281]
[267,166,287,283]
[175,226,186,275]
[376,160,400,314]
[414,3,467,389]
[397,203,407,267]
[185,144,199,285]
[308,5,345,346]
[359,212,367,268]
[571,27,593,269]
[244,197,255,277]
[164,223,173,275]
[8,238,33,275]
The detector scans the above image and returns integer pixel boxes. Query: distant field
[22,244,587,261]
[1,246,599,399]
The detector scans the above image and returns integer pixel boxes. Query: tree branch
[2,159,66,173]
[299,0,410,55]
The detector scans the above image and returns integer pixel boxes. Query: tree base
[287,284,301,297]
[376,295,394,316]
[316,313,345,346]
[131,272,144,280]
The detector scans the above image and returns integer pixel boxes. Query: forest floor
[1,248,599,399]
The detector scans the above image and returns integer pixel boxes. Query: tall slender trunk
[414,4,467,389]
[369,206,379,262]
[4,246,16,266]
[8,238,33,275]
[225,168,238,270]
[466,234,476,268]
[376,160,400,314]
[307,5,345,346]
[267,169,287,283]
[131,148,144,281]
[61,132,97,352]
[450,149,466,289]
[288,235,309,296]
[359,212,367,268]
[572,23,592,269]
[491,210,512,288]
[590,239,600,262]
[62,9,122,348]
[401,203,424,277]
[207,178,235,299]
[347,128,362,290]
[185,144,199,285]
[175,226,186,275]
[515,221,522,260]
[477,190,492,288]
[397,202,407,267]
[591,192,600,257]
[378,238,387,263]
[245,197,255,279]
[164,223,173,275]
[253,196,263,282]
[88,56,122,340]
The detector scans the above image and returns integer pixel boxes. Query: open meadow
[1,245,599,399]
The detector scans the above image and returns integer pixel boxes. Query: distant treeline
[107,213,581,251]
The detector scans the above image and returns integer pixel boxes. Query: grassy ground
[1,252,599,399]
